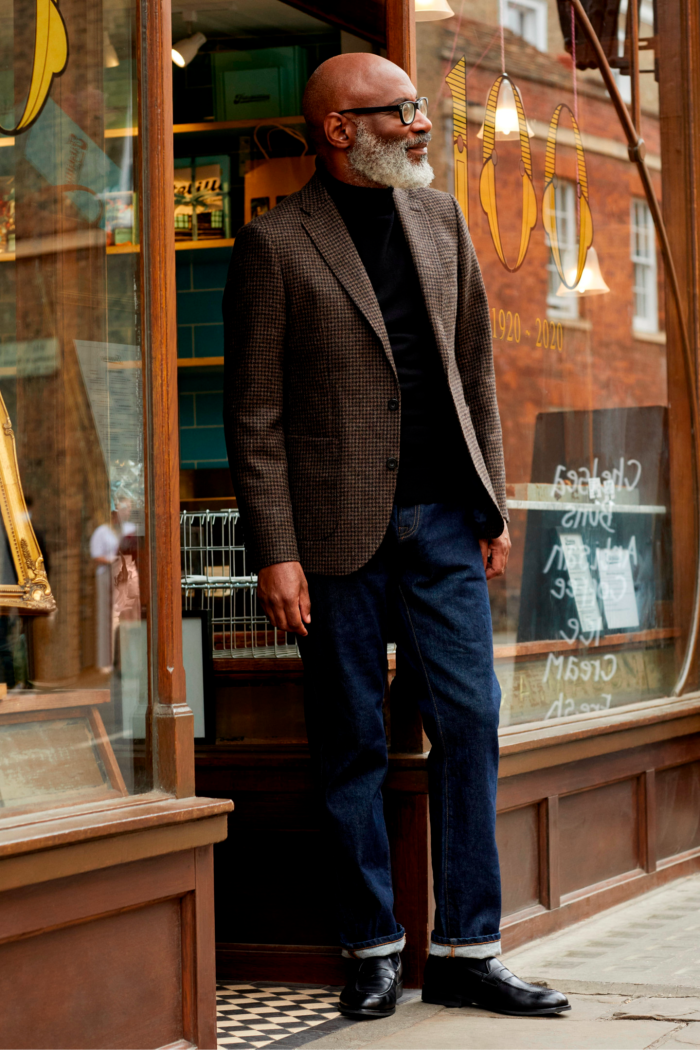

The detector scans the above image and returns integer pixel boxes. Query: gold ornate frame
[0,394,55,612]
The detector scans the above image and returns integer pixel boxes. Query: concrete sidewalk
[305,875,700,1050]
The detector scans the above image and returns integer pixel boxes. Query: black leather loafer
[422,955,570,1016]
[339,952,403,1020]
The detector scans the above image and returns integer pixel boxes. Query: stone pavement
[304,874,700,1050]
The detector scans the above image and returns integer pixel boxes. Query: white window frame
[614,0,632,104]
[502,0,548,52]
[631,198,659,333]
[546,180,579,321]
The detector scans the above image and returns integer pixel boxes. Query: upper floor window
[503,0,548,52]
[546,180,579,320]
[631,198,658,333]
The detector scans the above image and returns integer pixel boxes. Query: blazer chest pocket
[286,434,340,542]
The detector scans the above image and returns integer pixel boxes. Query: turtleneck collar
[318,164,395,217]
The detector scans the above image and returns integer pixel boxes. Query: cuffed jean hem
[342,935,406,960]
[430,937,501,959]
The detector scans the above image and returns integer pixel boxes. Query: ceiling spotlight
[415,0,455,20]
[104,31,119,69]
[172,32,206,68]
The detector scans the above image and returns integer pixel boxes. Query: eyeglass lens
[400,98,428,124]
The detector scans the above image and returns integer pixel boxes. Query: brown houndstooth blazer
[223,172,507,575]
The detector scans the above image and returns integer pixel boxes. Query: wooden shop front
[0,0,232,1046]
[176,0,700,991]
[2,0,700,1044]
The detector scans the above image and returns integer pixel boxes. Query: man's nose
[412,108,432,134]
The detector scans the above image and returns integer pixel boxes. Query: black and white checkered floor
[216,982,346,1049]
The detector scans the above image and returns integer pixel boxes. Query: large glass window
[0,0,150,809]
[631,198,659,333]
[418,3,688,726]
[546,181,579,320]
[503,0,548,51]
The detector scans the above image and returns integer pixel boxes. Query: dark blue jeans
[298,503,502,960]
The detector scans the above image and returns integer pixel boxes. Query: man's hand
[257,561,311,636]
[479,523,511,581]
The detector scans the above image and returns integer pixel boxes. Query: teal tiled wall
[179,370,227,469]
[176,246,230,360]
[177,245,231,469]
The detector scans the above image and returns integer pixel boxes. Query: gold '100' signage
[445,56,596,285]
[0,0,68,136]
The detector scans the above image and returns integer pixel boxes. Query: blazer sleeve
[452,198,509,523]
[223,221,300,571]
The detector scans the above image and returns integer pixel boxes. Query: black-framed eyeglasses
[338,97,429,126]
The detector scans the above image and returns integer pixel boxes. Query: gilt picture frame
[0,392,55,612]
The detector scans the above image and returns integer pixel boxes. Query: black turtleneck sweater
[320,168,478,507]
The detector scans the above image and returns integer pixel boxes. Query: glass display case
[0,1,230,1044]
[0,0,149,809]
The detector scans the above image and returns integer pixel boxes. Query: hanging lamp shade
[556,246,610,297]
[415,0,455,21]
[172,32,206,68]
[103,31,119,69]
[477,76,534,141]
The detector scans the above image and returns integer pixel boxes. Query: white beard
[347,121,435,190]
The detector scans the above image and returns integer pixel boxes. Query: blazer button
[387,398,399,411]
[386,457,398,471]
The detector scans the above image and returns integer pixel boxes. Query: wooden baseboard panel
[216,943,346,985]
[215,943,428,988]
[501,849,700,953]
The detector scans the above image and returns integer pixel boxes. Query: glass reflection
[417,3,679,725]
[0,0,149,807]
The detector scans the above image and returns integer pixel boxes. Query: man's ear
[323,112,356,151]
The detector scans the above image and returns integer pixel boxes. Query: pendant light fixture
[414,0,455,20]
[555,246,610,297]
[172,32,206,68]
[103,31,119,69]
[476,76,534,140]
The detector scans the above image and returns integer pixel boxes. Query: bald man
[223,53,568,1020]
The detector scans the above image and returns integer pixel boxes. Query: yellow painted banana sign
[542,103,594,288]
[479,73,538,273]
[0,0,68,136]
[445,56,469,227]
[444,57,597,287]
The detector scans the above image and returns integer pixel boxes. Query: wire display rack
[180,509,299,659]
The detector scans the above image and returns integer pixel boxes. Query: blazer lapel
[299,175,396,377]
[393,189,449,364]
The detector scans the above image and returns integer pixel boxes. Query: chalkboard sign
[497,406,676,725]
[517,405,672,645]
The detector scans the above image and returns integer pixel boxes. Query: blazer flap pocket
[286,434,339,473]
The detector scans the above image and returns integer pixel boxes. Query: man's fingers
[300,579,311,624]
[479,537,489,571]
[485,541,509,579]
[256,562,310,635]
[282,595,308,636]
[486,558,504,579]
[258,594,282,630]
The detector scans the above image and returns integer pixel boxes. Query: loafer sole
[422,992,571,1017]
[338,1003,397,1020]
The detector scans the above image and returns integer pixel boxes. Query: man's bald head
[303,53,415,154]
